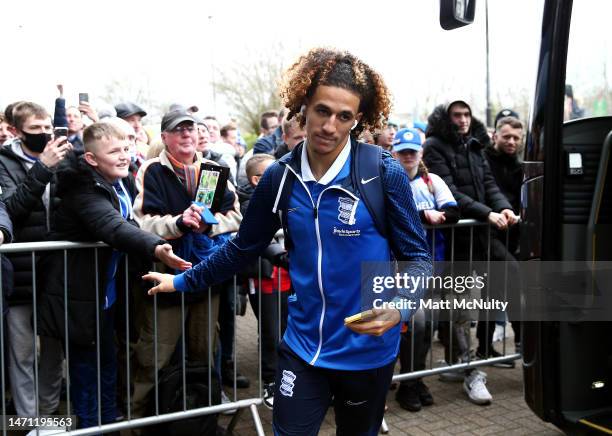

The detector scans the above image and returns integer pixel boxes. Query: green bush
[242,132,259,151]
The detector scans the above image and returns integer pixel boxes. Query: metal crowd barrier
[0,219,521,435]
[391,218,522,387]
[0,241,266,436]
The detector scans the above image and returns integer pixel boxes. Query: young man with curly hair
[143,48,431,435]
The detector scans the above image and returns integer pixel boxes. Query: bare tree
[98,76,171,123]
[213,46,285,134]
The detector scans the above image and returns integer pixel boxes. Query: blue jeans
[69,308,117,429]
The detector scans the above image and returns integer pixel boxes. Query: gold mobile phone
[344,309,376,325]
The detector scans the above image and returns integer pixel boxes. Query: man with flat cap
[131,108,242,418]
[115,102,148,167]
[115,102,147,138]
[169,103,199,114]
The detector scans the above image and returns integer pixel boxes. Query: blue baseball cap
[412,121,427,133]
[393,128,422,152]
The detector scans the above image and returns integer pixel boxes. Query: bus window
[565,0,612,121]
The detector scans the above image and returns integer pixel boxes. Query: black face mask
[22,132,51,153]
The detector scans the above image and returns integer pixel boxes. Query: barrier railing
[0,241,266,436]
[0,219,521,435]
[391,218,522,387]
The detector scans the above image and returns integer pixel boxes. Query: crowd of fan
[0,87,524,430]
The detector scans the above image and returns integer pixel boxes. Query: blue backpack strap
[352,141,387,238]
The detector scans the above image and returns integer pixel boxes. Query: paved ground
[218,307,563,436]
[18,304,562,435]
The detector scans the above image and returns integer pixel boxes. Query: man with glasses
[130,109,242,418]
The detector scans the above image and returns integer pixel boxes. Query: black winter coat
[0,142,60,305]
[484,145,523,254]
[483,146,522,213]
[423,105,512,260]
[423,105,511,221]
[38,154,165,347]
[0,200,14,315]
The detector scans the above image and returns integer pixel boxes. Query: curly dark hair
[279,48,392,137]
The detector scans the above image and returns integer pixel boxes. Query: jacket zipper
[283,165,359,365]
[95,182,120,210]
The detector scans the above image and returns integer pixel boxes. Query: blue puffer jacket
[253,126,283,155]
[174,139,431,370]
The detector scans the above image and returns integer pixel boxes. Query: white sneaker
[436,360,464,382]
[439,369,465,382]
[493,323,505,342]
[464,370,492,405]
[221,390,238,415]
[263,382,274,409]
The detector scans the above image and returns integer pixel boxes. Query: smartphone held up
[53,127,69,140]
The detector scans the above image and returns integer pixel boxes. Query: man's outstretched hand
[345,308,401,336]
[142,271,177,295]
[154,243,191,271]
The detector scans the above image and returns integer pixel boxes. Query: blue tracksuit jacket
[174,139,431,370]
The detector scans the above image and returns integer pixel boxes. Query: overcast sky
[2,0,610,126]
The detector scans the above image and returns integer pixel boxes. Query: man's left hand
[345,308,401,336]
[154,244,192,271]
[501,209,519,226]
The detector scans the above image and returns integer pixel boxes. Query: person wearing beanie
[485,115,524,359]
[494,108,519,129]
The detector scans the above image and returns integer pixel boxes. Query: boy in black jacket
[39,123,190,429]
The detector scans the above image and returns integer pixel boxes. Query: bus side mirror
[440,0,476,30]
